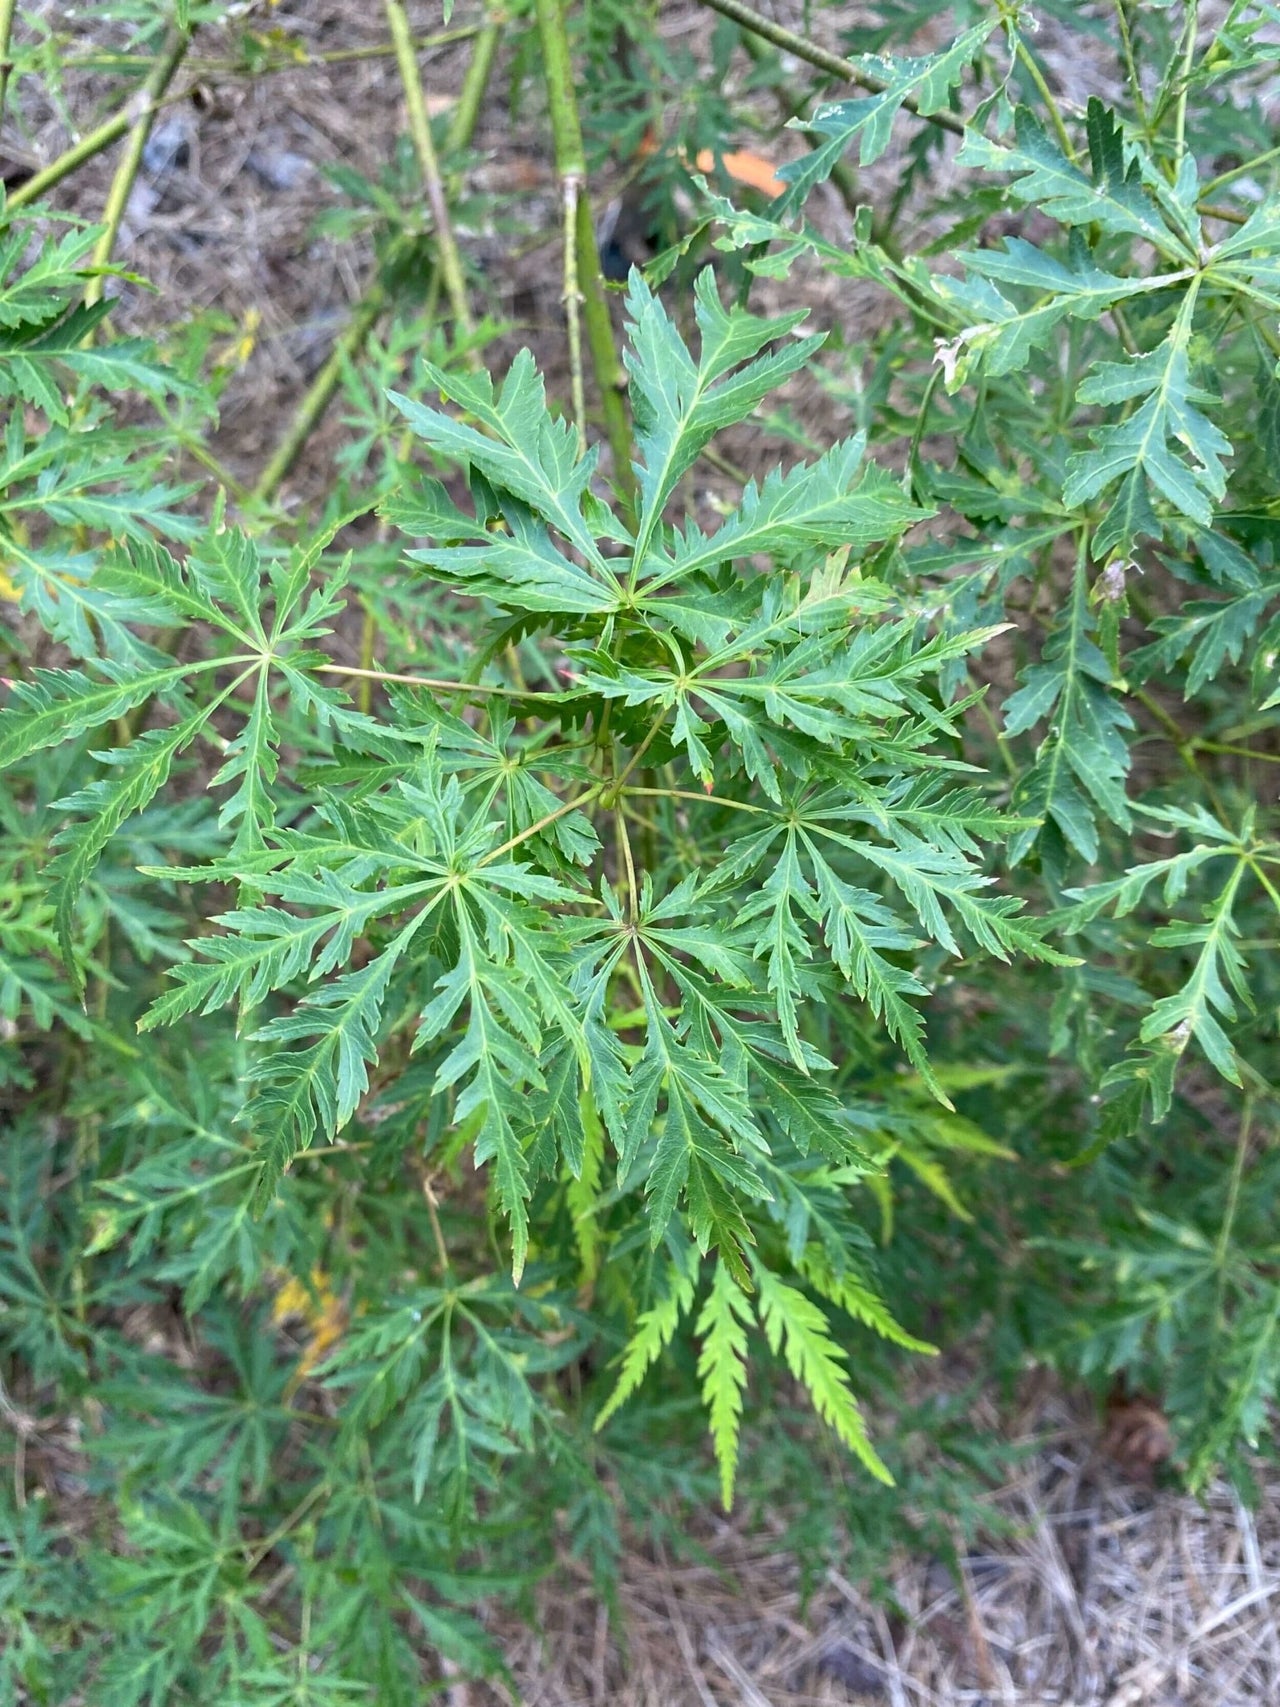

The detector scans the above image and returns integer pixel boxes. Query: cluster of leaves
[3,0,1280,1698]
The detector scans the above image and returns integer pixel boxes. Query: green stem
[905,364,942,506]
[313,662,557,697]
[356,605,376,716]
[252,21,500,504]
[699,442,751,486]
[84,29,193,308]
[56,21,488,80]
[8,79,190,211]
[384,0,476,358]
[0,0,16,127]
[1135,686,1229,820]
[478,786,605,868]
[1110,0,1148,131]
[695,0,963,138]
[1172,0,1199,158]
[1211,1097,1253,1318]
[166,423,258,506]
[561,171,588,453]
[602,704,670,805]
[448,15,502,171]
[533,0,636,506]
[1204,141,1280,197]
[1194,741,1280,765]
[615,802,638,920]
[624,785,772,816]
[1196,200,1247,228]
[1015,39,1074,160]
[252,286,386,504]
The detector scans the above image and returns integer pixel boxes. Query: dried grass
[484,1392,1280,1707]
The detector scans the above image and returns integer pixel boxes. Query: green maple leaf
[624,268,822,574]
[935,234,1192,385]
[778,22,996,204]
[1003,562,1134,863]
[957,100,1194,261]
[1063,292,1231,551]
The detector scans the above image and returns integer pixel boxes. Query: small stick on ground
[8,69,191,212]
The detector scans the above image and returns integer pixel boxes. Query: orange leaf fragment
[692,147,787,198]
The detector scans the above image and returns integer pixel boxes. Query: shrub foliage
[3,0,1280,1697]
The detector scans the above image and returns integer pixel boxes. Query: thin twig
[478,787,604,869]
[252,286,386,504]
[534,0,637,506]
[1014,38,1074,160]
[1204,141,1280,196]
[624,784,772,816]
[8,80,190,210]
[561,171,588,452]
[421,1170,451,1275]
[85,28,193,310]
[614,802,638,920]
[1172,0,1200,158]
[447,13,503,192]
[253,18,500,503]
[49,21,488,79]
[694,0,964,137]
[385,0,477,360]
[1111,0,1149,130]
[602,704,670,804]
[314,662,557,697]
[0,0,17,127]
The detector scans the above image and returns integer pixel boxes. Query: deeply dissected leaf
[1063,293,1231,551]
[1003,561,1134,863]
[957,100,1194,259]
[779,22,996,204]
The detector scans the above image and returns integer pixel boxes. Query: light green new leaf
[801,1247,937,1355]
[595,1251,699,1432]
[754,1264,892,1484]
[1139,865,1251,1086]
[696,1261,753,1509]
